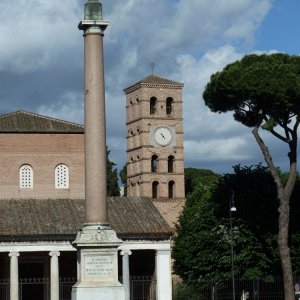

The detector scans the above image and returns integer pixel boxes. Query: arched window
[150,97,157,115]
[166,97,173,115]
[55,164,69,189]
[151,155,158,172]
[152,181,159,199]
[168,155,175,173]
[168,180,175,198]
[20,164,33,189]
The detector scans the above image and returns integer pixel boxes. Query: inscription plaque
[84,255,114,280]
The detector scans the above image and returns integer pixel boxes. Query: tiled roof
[124,75,183,93]
[139,75,182,85]
[0,197,172,241]
[0,110,84,133]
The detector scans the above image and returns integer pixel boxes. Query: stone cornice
[124,82,183,94]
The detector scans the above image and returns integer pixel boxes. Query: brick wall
[0,133,84,199]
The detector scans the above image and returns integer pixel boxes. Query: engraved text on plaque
[84,255,114,280]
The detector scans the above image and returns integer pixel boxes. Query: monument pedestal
[72,224,125,300]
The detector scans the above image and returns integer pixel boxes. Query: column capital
[79,20,109,33]
[9,252,20,258]
[156,249,171,255]
[49,251,60,257]
[121,250,132,256]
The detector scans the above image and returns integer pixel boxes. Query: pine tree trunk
[278,191,294,300]
[252,126,296,300]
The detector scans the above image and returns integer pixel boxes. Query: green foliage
[203,53,300,128]
[261,117,277,131]
[106,148,120,197]
[173,185,224,283]
[213,164,278,235]
[203,53,300,298]
[172,283,200,300]
[173,164,300,283]
[290,234,300,276]
[185,168,220,196]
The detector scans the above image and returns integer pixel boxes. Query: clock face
[154,127,173,146]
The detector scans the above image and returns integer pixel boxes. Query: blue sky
[255,0,300,54]
[0,0,299,176]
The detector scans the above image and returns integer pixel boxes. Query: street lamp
[230,191,238,300]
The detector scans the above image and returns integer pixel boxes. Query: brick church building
[0,74,185,300]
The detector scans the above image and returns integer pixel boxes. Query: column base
[72,224,125,300]
[72,283,125,300]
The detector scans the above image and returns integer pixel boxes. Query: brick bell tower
[124,75,185,227]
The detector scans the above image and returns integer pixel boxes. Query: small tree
[172,184,272,284]
[203,53,300,300]
[106,148,120,196]
[184,168,220,196]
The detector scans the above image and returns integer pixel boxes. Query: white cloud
[185,136,249,161]
[103,0,273,81]
[0,0,278,173]
[0,0,81,73]
[37,91,83,124]
[223,0,272,40]
[174,45,243,143]
[172,45,281,168]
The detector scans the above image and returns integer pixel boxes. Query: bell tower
[124,75,185,226]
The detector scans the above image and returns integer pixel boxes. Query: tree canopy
[185,168,220,196]
[203,53,300,299]
[173,165,300,285]
[106,148,120,197]
[204,53,300,129]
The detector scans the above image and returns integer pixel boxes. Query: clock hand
[161,133,165,139]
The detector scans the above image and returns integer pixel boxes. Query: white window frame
[55,164,69,189]
[19,164,33,189]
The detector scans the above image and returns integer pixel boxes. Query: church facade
[0,110,173,300]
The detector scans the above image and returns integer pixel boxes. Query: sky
[0,0,299,176]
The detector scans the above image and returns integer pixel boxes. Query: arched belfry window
[168,180,175,198]
[166,97,173,115]
[151,155,158,172]
[150,97,157,115]
[168,155,175,173]
[152,181,159,199]
[55,164,69,189]
[20,164,33,189]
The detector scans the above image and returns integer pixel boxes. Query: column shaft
[155,250,172,300]
[9,252,19,300]
[49,251,60,300]
[121,250,132,300]
[84,29,108,224]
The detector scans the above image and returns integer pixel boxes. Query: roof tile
[0,111,84,133]
[124,75,183,93]
[0,198,172,240]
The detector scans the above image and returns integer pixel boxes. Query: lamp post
[229,191,238,300]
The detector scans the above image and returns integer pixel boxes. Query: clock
[154,126,173,147]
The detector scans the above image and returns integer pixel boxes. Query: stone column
[72,2,124,299]
[49,251,60,300]
[84,24,108,225]
[121,250,132,300]
[155,249,172,300]
[9,252,19,300]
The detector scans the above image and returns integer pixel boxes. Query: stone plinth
[72,224,125,300]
